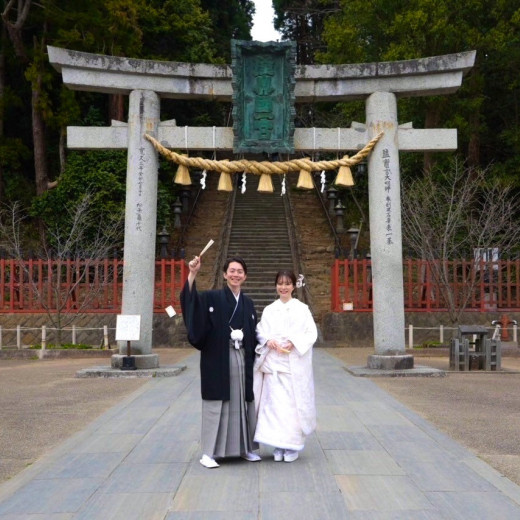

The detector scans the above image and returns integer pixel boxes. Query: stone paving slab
[75,365,186,378]
[346,365,446,377]
[2,350,520,519]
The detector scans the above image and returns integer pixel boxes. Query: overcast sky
[251,0,282,41]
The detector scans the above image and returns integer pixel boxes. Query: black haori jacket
[180,280,258,401]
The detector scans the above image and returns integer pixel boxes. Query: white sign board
[115,314,141,341]
[165,305,176,318]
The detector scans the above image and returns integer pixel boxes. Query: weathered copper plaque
[231,40,295,154]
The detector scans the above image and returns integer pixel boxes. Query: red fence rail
[331,258,520,312]
[4,258,519,314]
[0,258,188,313]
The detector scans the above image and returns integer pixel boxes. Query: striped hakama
[201,345,258,458]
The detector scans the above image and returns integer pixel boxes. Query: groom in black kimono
[180,255,260,468]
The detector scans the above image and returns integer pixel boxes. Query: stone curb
[346,365,447,377]
[75,364,187,378]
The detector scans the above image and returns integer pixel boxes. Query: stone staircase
[226,175,294,314]
[180,172,337,322]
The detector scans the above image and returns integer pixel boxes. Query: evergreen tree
[318,0,520,176]
[201,0,254,61]
[273,0,339,64]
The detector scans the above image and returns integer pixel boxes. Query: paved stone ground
[329,348,520,488]
[0,349,191,484]
[1,346,520,491]
[2,348,520,519]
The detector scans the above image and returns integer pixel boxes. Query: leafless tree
[401,160,520,324]
[0,194,124,346]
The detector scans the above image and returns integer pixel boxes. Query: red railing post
[331,260,339,311]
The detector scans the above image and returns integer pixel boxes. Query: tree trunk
[109,93,125,122]
[31,35,49,244]
[423,101,442,174]
[467,110,480,169]
[0,23,5,202]
[32,82,48,196]
[58,127,66,175]
[466,71,481,169]
[1,0,31,62]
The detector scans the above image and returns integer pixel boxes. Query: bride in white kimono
[254,270,317,462]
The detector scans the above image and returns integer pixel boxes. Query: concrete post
[366,91,413,369]
[113,89,160,369]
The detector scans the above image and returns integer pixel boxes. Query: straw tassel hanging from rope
[257,173,274,193]
[296,168,313,189]
[217,172,233,191]
[174,155,191,185]
[334,155,355,187]
[217,159,233,191]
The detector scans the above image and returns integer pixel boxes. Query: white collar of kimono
[275,297,295,308]
[229,290,240,324]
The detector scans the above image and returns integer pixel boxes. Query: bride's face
[276,275,294,302]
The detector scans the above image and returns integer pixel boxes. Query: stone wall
[3,311,517,350]
[0,313,190,349]
[321,311,520,348]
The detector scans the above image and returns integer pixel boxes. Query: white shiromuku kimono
[253,297,317,451]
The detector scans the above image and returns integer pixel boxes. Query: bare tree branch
[402,160,520,323]
[0,194,124,345]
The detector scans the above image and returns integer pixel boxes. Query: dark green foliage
[200,0,254,60]
[29,151,127,247]
[30,343,94,349]
[273,0,338,63]
[1,0,253,244]
[29,149,180,248]
[316,0,520,182]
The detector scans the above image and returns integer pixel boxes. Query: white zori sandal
[200,454,219,468]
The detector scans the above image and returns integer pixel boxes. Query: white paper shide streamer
[200,169,207,189]
[241,172,247,194]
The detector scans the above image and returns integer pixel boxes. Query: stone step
[225,175,297,314]
[229,233,289,238]
[230,234,288,238]
[228,245,291,250]
[226,253,292,260]
[239,264,293,271]
[245,273,291,279]
[228,252,292,258]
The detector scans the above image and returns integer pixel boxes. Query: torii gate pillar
[366,92,411,368]
[113,90,160,368]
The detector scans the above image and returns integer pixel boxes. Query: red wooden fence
[3,258,519,314]
[0,258,188,313]
[331,258,520,312]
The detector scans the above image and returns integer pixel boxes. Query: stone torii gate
[48,46,475,370]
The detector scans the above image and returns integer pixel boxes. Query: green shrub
[29,343,94,350]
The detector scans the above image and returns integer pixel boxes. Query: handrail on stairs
[212,176,237,290]
[283,177,315,313]
[173,185,203,259]
[311,173,342,256]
